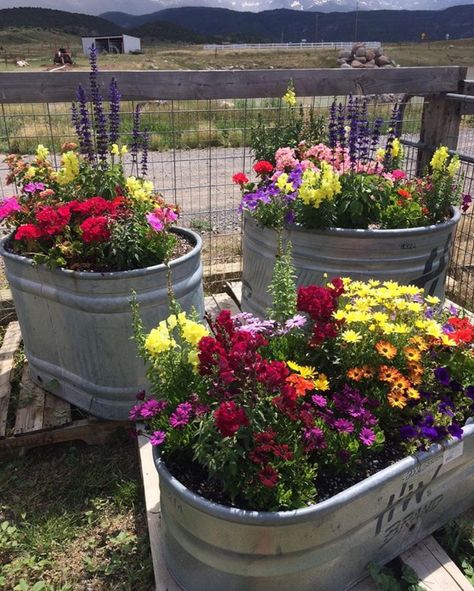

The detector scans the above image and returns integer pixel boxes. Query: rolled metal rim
[154,418,473,525]
[0,226,202,280]
[245,207,461,238]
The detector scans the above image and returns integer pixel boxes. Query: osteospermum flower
[387,388,408,409]
[287,361,315,379]
[341,329,362,343]
[403,347,421,362]
[375,340,398,360]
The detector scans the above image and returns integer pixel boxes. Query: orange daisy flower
[404,347,421,363]
[406,387,421,400]
[362,365,374,379]
[410,336,428,351]
[375,340,398,360]
[387,388,408,409]
[347,367,364,381]
[287,374,315,396]
[379,365,402,384]
[391,374,411,391]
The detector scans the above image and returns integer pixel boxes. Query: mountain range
[0,0,472,16]
[1,4,474,42]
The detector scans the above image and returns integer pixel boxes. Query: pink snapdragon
[0,197,21,221]
[146,206,178,232]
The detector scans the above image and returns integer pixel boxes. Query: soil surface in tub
[163,440,407,510]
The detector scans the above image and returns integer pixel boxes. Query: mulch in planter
[165,439,407,510]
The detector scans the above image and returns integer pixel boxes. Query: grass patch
[0,432,154,591]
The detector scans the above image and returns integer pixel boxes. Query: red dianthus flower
[35,204,71,236]
[232,172,249,185]
[258,465,279,488]
[253,160,273,175]
[14,224,42,241]
[80,216,111,243]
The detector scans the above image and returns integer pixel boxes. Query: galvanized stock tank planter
[0,227,204,420]
[242,209,461,319]
[154,421,474,591]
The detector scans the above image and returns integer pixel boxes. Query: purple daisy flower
[359,427,376,446]
[334,418,354,434]
[150,430,167,446]
[311,393,327,408]
[141,399,168,418]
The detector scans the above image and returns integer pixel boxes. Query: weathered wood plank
[225,281,243,310]
[137,432,181,591]
[0,321,21,438]
[400,536,472,590]
[0,418,126,458]
[42,392,72,429]
[213,292,241,315]
[461,79,474,95]
[417,95,463,174]
[14,367,45,435]
[0,67,467,103]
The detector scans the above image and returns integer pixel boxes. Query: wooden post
[417,92,465,174]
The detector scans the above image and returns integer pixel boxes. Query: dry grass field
[1,29,474,72]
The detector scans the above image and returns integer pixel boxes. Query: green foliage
[250,104,326,164]
[436,519,474,584]
[368,562,426,591]
[267,238,297,323]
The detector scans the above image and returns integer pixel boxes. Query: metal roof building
[81,34,141,55]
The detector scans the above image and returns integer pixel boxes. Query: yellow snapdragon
[57,150,79,185]
[181,319,209,346]
[111,143,128,157]
[126,176,154,202]
[430,146,449,171]
[145,324,176,356]
[283,87,296,107]
[447,155,460,177]
[391,138,402,159]
[36,144,49,161]
[298,163,341,209]
[276,173,294,194]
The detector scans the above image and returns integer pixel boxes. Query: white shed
[81,34,141,55]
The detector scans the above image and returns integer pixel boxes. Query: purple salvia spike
[337,102,346,149]
[87,46,108,162]
[71,102,83,151]
[76,84,94,161]
[131,105,142,174]
[140,129,149,178]
[108,77,121,145]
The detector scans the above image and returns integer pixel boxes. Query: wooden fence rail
[0,66,468,103]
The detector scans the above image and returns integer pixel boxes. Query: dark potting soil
[165,441,407,510]
[4,232,193,273]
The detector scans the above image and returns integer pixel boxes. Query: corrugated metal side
[242,211,461,318]
[155,423,474,591]
[0,227,203,420]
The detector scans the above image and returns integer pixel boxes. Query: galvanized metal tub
[242,209,461,318]
[0,227,204,420]
[154,420,474,591]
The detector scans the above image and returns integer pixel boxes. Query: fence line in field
[203,42,382,51]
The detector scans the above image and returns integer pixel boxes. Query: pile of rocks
[337,44,398,69]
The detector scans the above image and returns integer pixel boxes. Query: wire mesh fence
[0,90,473,307]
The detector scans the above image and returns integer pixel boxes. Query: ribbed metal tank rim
[0,226,201,280]
[153,418,473,525]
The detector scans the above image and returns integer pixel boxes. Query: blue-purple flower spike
[131,105,142,173]
[140,129,149,178]
[75,84,94,161]
[109,77,121,145]
[88,47,108,162]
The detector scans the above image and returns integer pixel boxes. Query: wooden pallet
[0,321,126,459]
[138,291,472,591]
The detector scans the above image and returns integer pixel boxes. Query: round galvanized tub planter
[242,209,461,318]
[154,421,474,591]
[0,227,204,421]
